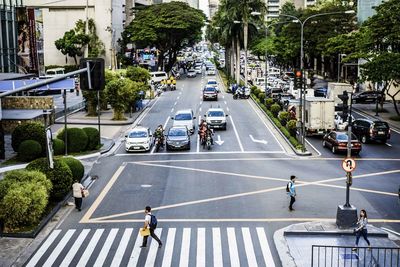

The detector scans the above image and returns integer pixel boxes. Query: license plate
[378,131,384,135]
[133,146,140,149]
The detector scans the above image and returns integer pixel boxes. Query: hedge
[18,140,42,162]
[11,122,46,152]
[270,104,281,117]
[27,158,73,201]
[57,128,88,153]
[2,170,52,194]
[265,98,274,109]
[53,138,65,155]
[257,92,265,103]
[278,111,290,126]
[287,120,297,136]
[60,157,85,181]
[82,127,100,150]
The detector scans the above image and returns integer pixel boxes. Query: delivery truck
[304,97,335,136]
[327,82,353,109]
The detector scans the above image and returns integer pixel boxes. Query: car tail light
[339,142,347,147]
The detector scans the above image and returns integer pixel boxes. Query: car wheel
[187,141,191,150]
[322,141,327,147]
[332,146,337,154]
[361,135,368,144]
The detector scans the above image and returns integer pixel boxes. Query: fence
[311,245,400,267]
[54,101,85,119]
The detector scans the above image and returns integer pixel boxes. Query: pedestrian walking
[287,175,296,211]
[352,209,371,251]
[140,206,162,248]
[72,180,85,211]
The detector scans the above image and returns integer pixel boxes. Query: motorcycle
[233,86,250,99]
[154,136,164,152]
[205,133,212,150]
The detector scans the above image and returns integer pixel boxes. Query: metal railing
[54,101,85,119]
[311,245,400,267]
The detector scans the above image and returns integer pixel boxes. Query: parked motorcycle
[233,87,250,99]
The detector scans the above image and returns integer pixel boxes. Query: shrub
[278,111,290,126]
[250,86,258,94]
[270,103,281,117]
[17,140,42,162]
[11,122,45,152]
[60,157,85,181]
[2,170,52,194]
[57,128,88,153]
[257,92,265,103]
[287,120,298,136]
[265,98,274,109]
[0,182,48,229]
[27,158,73,201]
[389,115,400,121]
[82,127,100,150]
[53,138,65,155]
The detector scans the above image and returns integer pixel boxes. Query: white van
[150,71,168,83]
[171,109,196,134]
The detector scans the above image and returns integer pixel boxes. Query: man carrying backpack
[287,175,297,211]
[141,206,162,248]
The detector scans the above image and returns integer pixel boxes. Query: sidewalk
[353,102,400,131]
[274,221,400,267]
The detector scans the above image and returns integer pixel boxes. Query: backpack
[149,214,158,229]
[286,182,292,193]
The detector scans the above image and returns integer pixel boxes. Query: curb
[54,120,135,126]
[283,230,388,238]
[273,228,297,267]
[250,96,312,156]
[353,107,400,132]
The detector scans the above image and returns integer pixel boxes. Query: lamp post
[275,10,355,152]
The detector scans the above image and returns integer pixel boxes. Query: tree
[54,21,90,66]
[126,66,151,84]
[123,2,206,72]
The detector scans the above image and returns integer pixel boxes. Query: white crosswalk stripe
[25,227,276,266]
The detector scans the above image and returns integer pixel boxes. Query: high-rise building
[357,0,382,23]
[162,0,199,8]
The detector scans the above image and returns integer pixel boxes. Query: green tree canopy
[123,2,206,71]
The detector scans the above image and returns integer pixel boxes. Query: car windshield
[208,81,217,85]
[373,122,388,128]
[129,131,147,138]
[175,113,192,120]
[169,128,186,136]
[204,87,216,92]
[208,111,224,117]
[337,133,357,141]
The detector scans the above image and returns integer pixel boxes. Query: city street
[24,73,400,266]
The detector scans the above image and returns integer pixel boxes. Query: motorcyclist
[198,122,213,147]
[154,125,165,147]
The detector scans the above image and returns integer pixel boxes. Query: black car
[351,119,390,143]
[166,126,191,151]
[352,91,385,104]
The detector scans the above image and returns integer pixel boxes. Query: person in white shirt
[353,209,371,251]
[141,206,162,248]
[72,180,84,211]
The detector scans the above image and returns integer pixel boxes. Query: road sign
[342,158,356,172]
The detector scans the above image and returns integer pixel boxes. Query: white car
[206,78,220,92]
[207,67,216,75]
[205,108,228,130]
[334,112,355,131]
[125,126,153,152]
[171,109,196,134]
[195,66,202,74]
[150,71,168,84]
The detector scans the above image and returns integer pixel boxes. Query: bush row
[0,157,85,230]
[11,122,100,161]
[252,94,304,150]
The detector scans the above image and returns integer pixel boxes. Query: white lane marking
[229,115,244,152]
[381,227,400,236]
[145,228,163,267]
[224,101,227,105]
[249,134,268,145]
[247,99,285,152]
[93,228,119,266]
[213,228,223,266]
[200,101,203,105]
[242,228,258,267]
[197,117,201,153]
[227,107,230,112]
[199,107,202,112]
[222,95,225,99]
[177,96,180,100]
[215,135,224,145]
[26,230,61,267]
[171,108,174,113]
[60,229,90,267]
[116,150,286,156]
[76,229,104,267]
[174,101,177,106]
[386,143,392,147]
[127,231,142,267]
[179,228,191,267]
[305,138,322,156]
[111,228,133,267]
[196,228,206,267]
[227,228,240,266]
[161,228,176,267]
[179,91,182,95]
[256,227,276,267]
[43,229,76,267]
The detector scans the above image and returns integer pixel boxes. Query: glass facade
[357,0,382,23]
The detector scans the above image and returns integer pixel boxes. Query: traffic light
[338,90,349,121]
[79,58,105,91]
[294,70,303,90]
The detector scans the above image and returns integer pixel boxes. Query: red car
[322,131,362,155]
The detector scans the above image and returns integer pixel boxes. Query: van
[150,71,168,84]
[171,109,196,133]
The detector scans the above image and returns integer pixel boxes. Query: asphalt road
[24,71,400,267]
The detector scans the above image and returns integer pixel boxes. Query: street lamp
[276,10,355,152]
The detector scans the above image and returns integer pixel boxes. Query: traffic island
[274,221,399,267]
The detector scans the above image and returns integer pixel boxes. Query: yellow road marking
[82,218,400,224]
[80,165,126,223]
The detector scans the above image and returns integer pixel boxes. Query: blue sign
[0,79,75,92]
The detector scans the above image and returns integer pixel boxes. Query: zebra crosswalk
[26,227,276,267]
